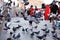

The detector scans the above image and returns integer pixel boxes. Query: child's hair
[30,5,33,8]
[42,3,45,9]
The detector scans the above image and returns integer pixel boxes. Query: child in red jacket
[29,5,34,16]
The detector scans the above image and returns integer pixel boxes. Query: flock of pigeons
[3,21,60,40]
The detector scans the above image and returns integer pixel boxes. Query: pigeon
[7,27,10,29]
[16,25,22,29]
[43,39,46,40]
[52,27,56,31]
[5,23,7,27]
[25,28,28,32]
[30,32,34,38]
[53,33,57,38]
[13,33,20,39]
[3,28,8,31]
[15,33,20,39]
[51,30,55,34]
[30,29,33,31]
[7,38,11,40]
[31,32,34,36]
[37,34,47,40]
[43,34,47,37]
[45,30,50,34]
[15,20,20,23]
[3,27,10,31]
[5,23,10,29]
[34,31,40,34]
[37,36,44,40]
[22,28,25,32]
[12,27,16,32]
[29,21,32,25]
[10,32,13,35]
[41,28,47,31]
[13,34,16,39]
[57,37,60,40]
[44,24,47,27]
[5,22,11,29]
[34,26,38,29]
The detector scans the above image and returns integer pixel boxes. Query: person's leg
[49,16,52,23]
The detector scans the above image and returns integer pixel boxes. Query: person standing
[29,5,34,16]
[40,3,45,20]
[49,1,58,22]
[50,1,58,14]
[44,5,50,20]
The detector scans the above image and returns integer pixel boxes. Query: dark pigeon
[12,27,16,32]
[16,25,22,29]
[25,28,28,32]
[7,38,11,40]
[22,28,25,32]
[10,32,13,35]
[34,26,38,29]
[34,31,40,34]
[41,28,47,31]
[30,32,34,38]
[45,30,50,34]
[13,33,20,39]
[37,36,44,39]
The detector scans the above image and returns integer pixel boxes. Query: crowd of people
[0,1,60,26]
[19,1,60,26]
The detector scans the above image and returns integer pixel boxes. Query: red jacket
[44,5,50,20]
[29,7,34,15]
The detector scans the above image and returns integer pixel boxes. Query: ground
[0,17,60,40]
